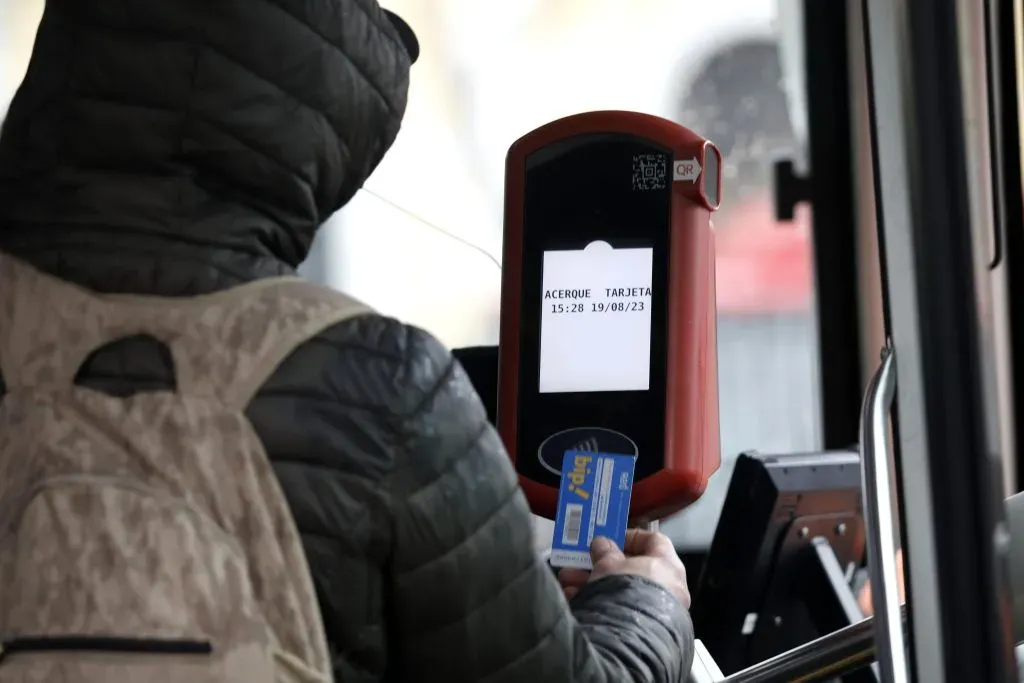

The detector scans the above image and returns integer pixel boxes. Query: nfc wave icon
[537,427,639,477]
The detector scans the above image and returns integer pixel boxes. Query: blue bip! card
[550,450,636,569]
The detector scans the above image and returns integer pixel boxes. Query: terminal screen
[539,241,654,393]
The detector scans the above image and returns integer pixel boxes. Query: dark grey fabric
[0,1,694,680]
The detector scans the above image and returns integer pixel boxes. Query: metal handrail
[719,607,908,683]
[858,345,909,682]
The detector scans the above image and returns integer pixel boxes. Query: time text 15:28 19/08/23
[549,301,647,314]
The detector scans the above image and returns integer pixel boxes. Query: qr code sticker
[632,154,667,191]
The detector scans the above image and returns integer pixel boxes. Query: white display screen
[538,241,654,393]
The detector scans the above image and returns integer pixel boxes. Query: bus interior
[4,0,1024,680]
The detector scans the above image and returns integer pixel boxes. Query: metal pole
[859,346,909,683]
[862,0,1017,677]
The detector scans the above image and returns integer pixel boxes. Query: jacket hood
[0,0,412,291]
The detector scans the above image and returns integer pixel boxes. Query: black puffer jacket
[0,2,695,681]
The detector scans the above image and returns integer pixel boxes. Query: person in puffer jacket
[0,1,696,681]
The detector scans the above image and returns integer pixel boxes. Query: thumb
[590,536,624,565]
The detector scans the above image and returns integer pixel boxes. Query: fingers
[558,567,590,589]
[587,532,677,564]
[590,536,624,565]
[621,528,675,557]
[564,586,581,601]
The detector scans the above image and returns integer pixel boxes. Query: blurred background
[1,0,820,549]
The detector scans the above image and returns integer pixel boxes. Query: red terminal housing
[499,110,722,521]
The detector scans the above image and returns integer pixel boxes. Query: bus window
[0,1,43,119]
[662,31,819,549]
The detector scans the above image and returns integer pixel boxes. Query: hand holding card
[558,530,691,608]
[550,450,636,569]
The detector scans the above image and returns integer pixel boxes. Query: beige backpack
[0,251,369,682]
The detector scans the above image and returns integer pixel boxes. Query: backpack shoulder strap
[0,250,372,409]
[164,277,373,410]
[0,250,109,390]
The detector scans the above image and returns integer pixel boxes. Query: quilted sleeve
[385,327,695,683]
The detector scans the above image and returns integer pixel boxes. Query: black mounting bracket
[773,157,812,222]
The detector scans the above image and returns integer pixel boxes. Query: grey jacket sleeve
[386,328,695,683]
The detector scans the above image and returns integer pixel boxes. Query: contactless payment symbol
[537,427,638,478]
[550,450,636,570]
